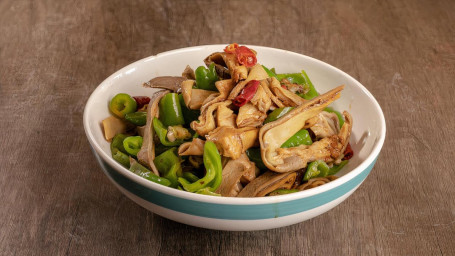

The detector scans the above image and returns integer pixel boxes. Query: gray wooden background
[0,0,454,255]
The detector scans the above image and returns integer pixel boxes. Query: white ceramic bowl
[83,45,386,231]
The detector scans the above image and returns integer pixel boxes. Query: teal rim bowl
[83,45,386,231]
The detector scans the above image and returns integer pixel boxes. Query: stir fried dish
[101,44,354,197]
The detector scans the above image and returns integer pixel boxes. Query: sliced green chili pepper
[245,148,267,170]
[124,111,147,126]
[182,171,200,183]
[192,131,199,138]
[328,160,349,176]
[178,94,200,124]
[324,107,345,128]
[268,189,299,196]
[276,73,307,85]
[195,63,219,91]
[111,134,130,167]
[111,148,130,168]
[153,118,184,147]
[304,160,349,181]
[299,70,318,100]
[277,72,316,99]
[304,160,330,181]
[153,147,182,188]
[129,160,172,187]
[196,187,221,196]
[268,66,341,126]
[122,136,143,157]
[205,144,223,191]
[263,67,319,100]
[110,133,128,154]
[264,107,294,124]
[262,65,278,79]
[178,141,222,192]
[154,148,180,173]
[109,93,137,118]
[281,129,312,148]
[159,93,185,127]
[166,164,182,188]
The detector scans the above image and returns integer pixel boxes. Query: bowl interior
[84,45,385,198]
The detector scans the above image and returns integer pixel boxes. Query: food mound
[101,44,354,197]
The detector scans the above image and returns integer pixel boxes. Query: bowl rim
[83,44,386,205]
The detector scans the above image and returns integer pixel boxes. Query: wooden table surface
[1,0,454,255]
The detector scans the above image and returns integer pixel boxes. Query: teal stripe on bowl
[95,151,376,220]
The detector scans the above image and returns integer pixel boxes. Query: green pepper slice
[111,148,130,168]
[304,160,330,181]
[122,136,143,157]
[297,70,319,99]
[124,111,147,126]
[129,160,172,187]
[264,107,294,124]
[110,133,128,154]
[281,129,312,148]
[178,141,222,192]
[304,160,348,181]
[166,164,182,188]
[262,65,278,79]
[324,107,345,128]
[110,134,130,167]
[245,148,267,170]
[205,144,223,191]
[328,160,349,176]
[159,93,185,127]
[182,171,200,183]
[195,63,219,91]
[268,189,299,196]
[153,149,180,170]
[178,94,200,124]
[109,93,137,118]
[153,118,184,147]
[263,66,319,100]
[153,147,182,188]
[195,187,221,196]
[276,73,307,85]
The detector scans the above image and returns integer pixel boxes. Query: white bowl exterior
[119,181,360,231]
[83,45,386,230]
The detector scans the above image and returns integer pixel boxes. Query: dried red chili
[235,46,257,67]
[224,43,239,53]
[133,96,151,110]
[232,80,260,107]
[342,143,354,160]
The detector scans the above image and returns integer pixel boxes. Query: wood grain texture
[0,0,454,255]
